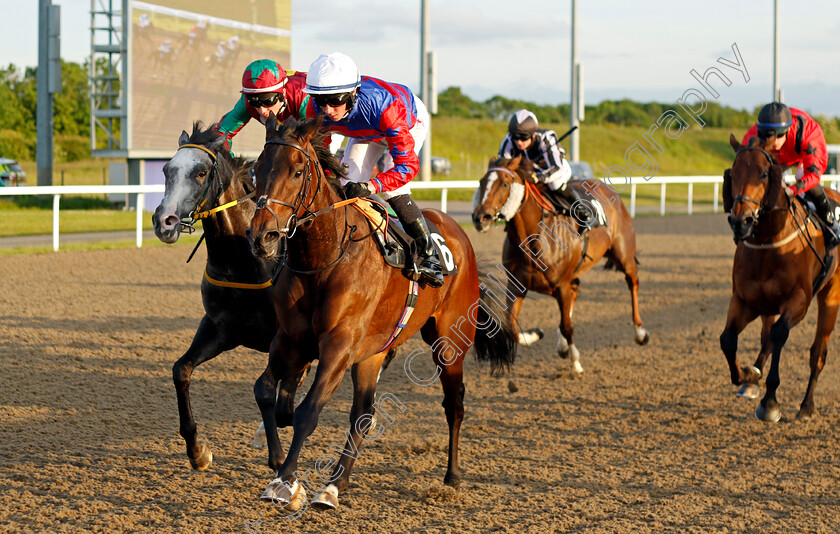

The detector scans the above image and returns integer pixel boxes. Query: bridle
[479,166,527,222]
[257,136,357,275]
[177,143,223,234]
[730,145,783,223]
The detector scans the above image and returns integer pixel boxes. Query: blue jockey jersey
[316,76,421,192]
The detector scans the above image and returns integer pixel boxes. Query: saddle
[536,181,608,229]
[351,197,458,280]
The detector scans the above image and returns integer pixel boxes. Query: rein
[259,137,359,277]
[732,146,827,267]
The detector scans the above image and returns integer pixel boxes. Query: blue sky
[2,0,839,116]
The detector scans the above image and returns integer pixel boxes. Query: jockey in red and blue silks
[742,102,839,248]
[218,59,318,151]
[302,52,443,288]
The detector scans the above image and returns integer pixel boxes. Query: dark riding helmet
[508,109,539,138]
[756,102,793,140]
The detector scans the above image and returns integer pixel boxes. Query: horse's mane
[188,121,255,193]
[269,117,345,191]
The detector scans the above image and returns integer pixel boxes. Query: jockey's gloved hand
[343,181,373,199]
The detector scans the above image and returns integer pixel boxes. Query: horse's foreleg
[509,294,540,345]
[554,285,582,374]
[310,351,388,510]
[798,285,840,419]
[173,316,236,471]
[720,296,758,388]
[736,315,776,399]
[758,297,808,422]
[252,368,308,449]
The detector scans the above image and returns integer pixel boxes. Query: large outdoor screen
[130,1,290,155]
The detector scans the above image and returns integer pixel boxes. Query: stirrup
[418,257,444,288]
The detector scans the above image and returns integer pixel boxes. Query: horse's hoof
[736,383,761,399]
[252,421,267,449]
[634,327,650,346]
[261,478,307,512]
[796,408,816,421]
[189,444,213,471]
[517,328,544,346]
[754,403,781,423]
[571,361,584,374]
[311,485,339,510]
[557,347,570,359]
[444,473,461,488]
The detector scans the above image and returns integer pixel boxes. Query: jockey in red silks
[218,59,318,151]
[302,52,443,288]
[742,102,839,248]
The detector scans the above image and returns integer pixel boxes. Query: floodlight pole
[569,0,580,162]
[38,0,60,186]
[773,0,782,102]
[419,0,431,181]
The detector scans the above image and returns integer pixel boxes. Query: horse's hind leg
[172,316,236,471]
[311,351,388,510]
[606,248,649,345]
[420,317,468,488]
[798,285,840,419]
[554,285,583,374]
[737,315,775,399]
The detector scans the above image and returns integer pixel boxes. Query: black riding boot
[557,185,594,228]
[388,195,444,287]
[806,185,840,250]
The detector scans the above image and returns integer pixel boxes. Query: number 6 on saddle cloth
[352,196,458,278]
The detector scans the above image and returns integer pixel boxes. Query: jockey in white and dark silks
[302,52,444,288]
[499,109,592,226]
[742,101,840,249]
[218,59,318,152]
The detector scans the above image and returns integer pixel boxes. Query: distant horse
[152,123,303,470]
[720,134,840,422]
[472,156,649,374]
[248,116,516,511]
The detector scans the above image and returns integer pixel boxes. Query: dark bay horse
[720,134,840,422]
[153,123,306,470]
[472,156,649,374]
[248,116,516,512]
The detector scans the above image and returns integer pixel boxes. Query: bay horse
[472,156,649,374]
[152,123,309,471]
[720,134,840,422]
[248,115,516,512]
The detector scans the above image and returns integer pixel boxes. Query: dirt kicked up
[1,213,838,533]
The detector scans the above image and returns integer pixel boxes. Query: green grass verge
[0,232,203,256]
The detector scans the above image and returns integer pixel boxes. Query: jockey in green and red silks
[742,102,839,249]
[218,59,319,150]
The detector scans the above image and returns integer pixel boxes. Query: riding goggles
[246,92,283,108]
[511,132,532,142]
[313,92,352,108]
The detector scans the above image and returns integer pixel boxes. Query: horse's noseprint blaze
[720,133,840,422]
[472,156,650,374]
[249,115,517,512]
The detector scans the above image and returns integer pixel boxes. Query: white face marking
[481,172,499,206]
[163,149,209,213]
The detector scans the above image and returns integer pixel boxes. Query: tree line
[2,61,839,162]
[437,86,840,140]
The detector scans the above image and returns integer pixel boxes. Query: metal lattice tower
[90,0,126,153]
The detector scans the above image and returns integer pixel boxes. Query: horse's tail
[473,275,518,375]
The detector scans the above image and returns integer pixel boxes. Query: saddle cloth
[351,197,458,277]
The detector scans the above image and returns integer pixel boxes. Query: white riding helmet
[303,53,361,94]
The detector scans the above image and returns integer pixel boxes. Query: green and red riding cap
[241,59,288,93]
